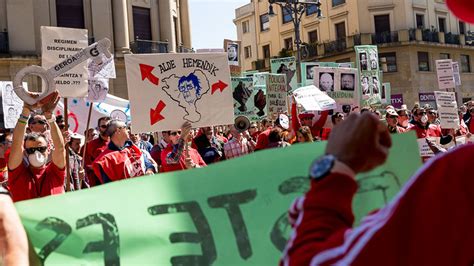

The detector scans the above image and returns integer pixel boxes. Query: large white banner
[54,94,131,135]
[293,85,337,111]
[436,59,455,91]
[124,53,233,132]
[1,81,25,128]
[41,26,88,97]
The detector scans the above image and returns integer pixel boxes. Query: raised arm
[8,107,29,170]
[312,110,329,132]
[291,100,301,133]
[43,93,65,169]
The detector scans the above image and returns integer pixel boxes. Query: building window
[461,55,471,72]
[284,37,293,50]
[335,22,346,40]
[263,45,270,58]
[418,52,430,71]
[374,15,390,34]
[416,14,425,29]
[459,21,466,35]
[440,53,450,59]
[308,30,318,43]
[242,21,249,34]
[244,46,252,58]
[56,0,85,28]
[332,0,345,7]
[282,6,292,24]
[133,6,152,40]
[306,4,318,16]
[379,52,397,72]
[260,13,270,31]
[438,17,446,33]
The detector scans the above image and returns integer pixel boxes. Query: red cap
[447,0,474,24]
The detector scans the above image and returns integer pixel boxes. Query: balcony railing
[372,31,399,44]
[0,32,8,54]
[409,29,417,41]
[130,39,168,54]
[354,34,362,46]
[445,33,460,45]
[422,30,439,43]
[254,58,269,70]
[178,46,194,53]
[323,39,346,55]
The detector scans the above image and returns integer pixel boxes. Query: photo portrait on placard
[340,73,355,91]
[319,72,334,92]
[369,50,378,70]
[227,42,239,66]
[372,76,380,94]
[359,53,368,71]
[361,76,370,95]
[306,65,315,80]
[1,81,25,129]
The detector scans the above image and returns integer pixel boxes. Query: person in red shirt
[281,112,474,265]
[255,118,274,151]
[161,122,206,172]
[291,100,329,140]
[465,106,474,133]
[92,120,156,183]
[386,108,405,134]
[7,92,66,202]
[84,116,111,186]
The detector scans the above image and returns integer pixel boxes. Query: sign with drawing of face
[1,81,25,128]
[124,53,233,132]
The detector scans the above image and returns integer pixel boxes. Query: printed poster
[224,39,241,76]
[266,74,287,118]
[41,26,88,97]
[124,53,233,132]
[87,53,116,102]
[231,77,263,122]
[434,91,459,129]
[1,81,25,128]
[292,85,337,111]
[355,45,382,106]
[270,57,297,93]
[435,59,455,90]
[313,67,360,115]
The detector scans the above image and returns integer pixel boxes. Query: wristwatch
[309,154,336,181]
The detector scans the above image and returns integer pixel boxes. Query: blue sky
[189,0,250,49]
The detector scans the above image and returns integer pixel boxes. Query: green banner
[270,57,297,93]
[16,133,421,265]
[355,45,382,106]
[231,77,263,122]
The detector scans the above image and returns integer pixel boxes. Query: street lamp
[268,0,323,84]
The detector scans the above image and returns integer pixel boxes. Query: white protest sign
[124,53,233,132]
[55,94,130,135]
[417,137,440,157]
[87,51,116,103]
[434,91,459,129]
[293,85,336,111]
[266,74,288,119]
[452,61,461,86]
[1,81,25,128]
[41,26,89,97]
[435,59,455,91]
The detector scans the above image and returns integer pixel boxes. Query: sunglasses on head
[25,146,47,155]
[170,131,181,136]
[31,120,47,125]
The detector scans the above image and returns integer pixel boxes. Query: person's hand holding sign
[179,121,196,169]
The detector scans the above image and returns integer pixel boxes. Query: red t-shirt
[255,128,272,151]
[7,162,65,202]
[84,137,109,186]
[160,144,206,172]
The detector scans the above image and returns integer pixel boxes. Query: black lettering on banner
[148,201,216,266]
[90,47,99,57]
[76,213,120,266]
[207,190,257,260]
[35,217,72,264]
[270,176,309,251]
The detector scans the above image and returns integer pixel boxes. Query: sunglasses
[389,115,398,119]
[428,112,436,115]
[417,112,427,116]
[100,125,108,129]
[250,126,257,129]
[31,120,47,125]
[25,146,47,155]
[170,131,181,136]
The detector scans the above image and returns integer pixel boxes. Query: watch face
[310,155,335,180]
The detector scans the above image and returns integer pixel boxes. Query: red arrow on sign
[211,80,228,94]
[150,100,166,125]
[140,64,160,85]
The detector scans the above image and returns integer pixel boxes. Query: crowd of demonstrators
[223,125,255,159]
[84,116,110,186]
[280,111,474,265]
[193,126,225,164]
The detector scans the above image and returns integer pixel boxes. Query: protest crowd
[0,11,473,264]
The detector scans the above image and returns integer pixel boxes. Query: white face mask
[28,151,46,168]
[421,115,428,124]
